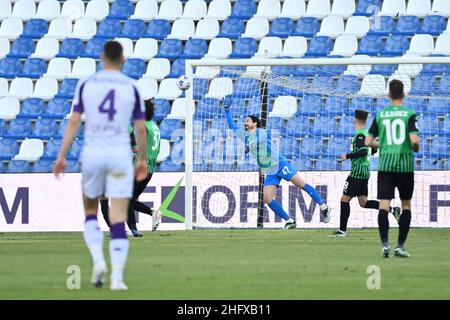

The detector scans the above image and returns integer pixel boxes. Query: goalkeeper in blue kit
[223,95,331,229]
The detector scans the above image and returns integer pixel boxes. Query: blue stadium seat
[342,159,351,171]
[232,77,259,99]
[404,97,427,115]
[438,74,450,95]
[195,98,222,119]
[394,15,420,36]
[160,158,184,172]
[167,58,186,78]
[381,35,409,56]
[430,137,450,157]
[42,139,61,159]
[428,98,449,116]
[356,34,383,56]
[410,74,437,95]
[271,65,298,76]
[159,119,182,139]
[5,118,32,139]
[0,57,21,78]
[180,39,208,59]
[418,158,443,171]
[279,136,300,159]
[108,0,133,20]
[82,38,108,59]
[66,160,81,173]
[267,117,283,132]
[57,38,84,59]
[153,99,171,121]
[57,120,69,137]
[417,115,438,136]
[337,116,354,135]
[68,139,83,160]
[95,19,121,38]
[284,77,309,97]
[268,18,294,38]
[368,16,394,36]
[32,118,57,139]
[229,37,257,58]
[218,18,245,39]
[22,19,48,39]
[32,159,54,173]
[304,36,332,57]
[419,15,446,36]
[299,137,323,157]
[8,37,35,58]
[313,116,335,136]
[7,160,30,173]
[297,94,322,116]
[44,98,70,119]
[0,162,4,173]
[145,19,171,40]
[325,96,349,117]
[294,65,320,77]
[376,97,391,109]
[355,0,381,16]
[18,98,45,118]
[0,120,5,136]
[193,78,208,100]
[292,157,313,171]
[328,137,350,157]
[292,17,319,37]
[314,158,338,171]
[19,58,46,79]
[56,78,79,99]
[369,64,397,76]
[123,58,146,79]
[155,39,183,60]
[218,66,245,77]
[320,64,347,76]
[230,0,256,19]
[350,97,374,113]
[0,138,19,160]
[421,59,449,75]
[121,19,146,39]
[336,75,361,94]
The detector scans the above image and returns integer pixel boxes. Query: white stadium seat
[157,0,182,21]
[0,18,23,40]
[269,96,297,119]
[204,78,233,99]
[206,0,231,20]
[192,19,219,40]
[359,74,386,96]
[31,37,59,60]
[432,34,450,55]
[181,0,207,20]
[405,0,430,18]
[32,77,58,100]
[205,38,232,59]
[381,0,406,17]
[279,0,305,19]
[130,0,158,21]
[0,38,10,59]
[44,57,72,80]
[396,64,422,77]
[85,0,109,21]
[317,16,344,38]
[241,17,269,40]
[343,55,371,77]
[194,66,220,79]
[71,18,97,40]
[0,97,20,120]
[35,0,60,21]
[14,139,44,162]
[282,36,307,58]
[343,16,370,38]
[0,78,8,98]
[166,19,195,40]
[70,58,96,78]
[330,0,355,18]
[388,74,411,93]
[431,0,450,17]
[143,58,170,79]
[157,139,170,162]
[130,38,158,60]
[155,79,182,100]
[255,0,281,20]
[114,38,134,58]
[45,18,72,39]
[166,98,194,120]
[255,36,282,57]
[11,0,36,21]
[136,78,158,100]
[8,78,34,100]
[405,34,434,56]
[330,34,358,57]
[304,0,330,19]
[0,1,12,20]
[60,0,85,19]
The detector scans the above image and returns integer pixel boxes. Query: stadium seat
[269,96,297,119]
[314,158,338,171]
[204,78,233,99]
[268,18,294,38]
[20,58,46,79]
[279,0,305,19]
[417,115,438,135]
[41,139,61,159]
[6,118,32,139]
[0,18,23,40]
[0,78,8,97]
[192,78,208,100]
[304,36,332,57]
[410,74,437,95]
[8,78,33,100]
[56,119,69,137]
[406,0,431,18]
[255,36,282,57]
[330,0,355,18]
[55,78,78,99]
[218,17,245,39]
[85,0,109,21]
[0,57,21,78]
[337,116,354,134]
[0,38,10,59]
[35,0,60,21]
[254,0,280,19]
[0,138,19,160]
[31,37,59,60]
[120,19,146,39]
[157,0,182,21]
[381,0,406,17]
[142,58,170,79]
[155,79,182,100]
[67,139,83,160]
[70,58,96,78]
[329,34,358,57]
[354,0,381,16]
[432,34,450,55]
[44,98,70,118]
[314,116,336,136]
[343,16,370,38]
[182,0,207,20]
[292,157,313,171]
[145,19,171,40]
[438,74,450,95]
[46,18,72,40]
[44,57,71,80]
[131,0,158,21]
[123,58,146,79]
[108,0,133,20]
[167,58,186,78]
[358,74,386,96]
[312,75,335,91]
[369,63,397,76]
[430,137,450,157]
[31,118,57,139]
[405,34,434,56]
[57,38,84,59]
[403,97,427,114]
[292,17,319,37]
[80,37,106,59]
[304,0,330,19]
[431,0,450,17]
[22,19,48,38]
[230,0,257,19]
[328,136,350,156]
[388,74,412,93]
[130,38,157,60]
[357,35,384,56]
[419,15,446,36]
[159,119,182,140]
[32,159,54,173]
[167,19,195,41]
[160,158,184,172]
[95,19,121,38]
[180,39,208,59]
[286,116,312,137]
[229,37,257,58]
[192,19,219,40]
[157,139,170,162]
[18,98,45,118]
[166,98,195,120]
[367,16,394,37]
[114,38,134,58]
[428,98,449,116]
[0,1,12,20]
[7,160,31,173]
[317,16,344,38]
[281,36,307,58]
[267,116,283,132]
[336,75,361,94]
[60,0,85,19]
[242,17,269,40]
[296,94,321,116]
[11,0,36,21]
[8,37,35,58]
[0,97,20,120]
[381,35,409,56]
[394,15,420,36]
[66,160,80,173]
[419,158,444,171]
[349,96,374,114]
[153,99,171,121]
[207,0,231,20]
[155,39,182,60]
[375,97,391,109]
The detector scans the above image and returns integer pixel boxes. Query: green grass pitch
[1,229,450,299]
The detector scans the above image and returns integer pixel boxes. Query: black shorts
[377,172,414,200]
[343,176,368,198]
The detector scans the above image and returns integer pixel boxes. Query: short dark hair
[389,79,404,100]
[103,41,123,64]
[247,115,261,128]
[355,110,369,123]
[145,99,154,121]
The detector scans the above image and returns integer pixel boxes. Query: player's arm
[365,116,378,148]
[223,95,238,130]
[342,134,368,160]
[408,114,420,152]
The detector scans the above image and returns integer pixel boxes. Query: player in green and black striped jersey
[366,79,420,258]
[331,110,399,238]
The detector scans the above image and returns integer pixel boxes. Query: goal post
[184,56,450,230]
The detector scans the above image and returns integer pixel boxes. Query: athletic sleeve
[132,85,145,120]
[346,134,368,159]
[408,114,419,134]
[368,117,378,138]
[225,109,246,140]
[72,79,87,113]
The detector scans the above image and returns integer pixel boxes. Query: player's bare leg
[379,199,391,258]
[395,199,411,258]
[263,185,296,229]
[109,198,130,290]
[83,195,107,288]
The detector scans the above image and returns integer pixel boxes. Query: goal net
[183,57,450,230]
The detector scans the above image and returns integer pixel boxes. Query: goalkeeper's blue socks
[303,183,327,208]
[268,199,292,222]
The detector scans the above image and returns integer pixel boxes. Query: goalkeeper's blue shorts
[264,162,297,187]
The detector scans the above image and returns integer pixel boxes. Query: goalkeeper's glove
[223,94,233,110]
